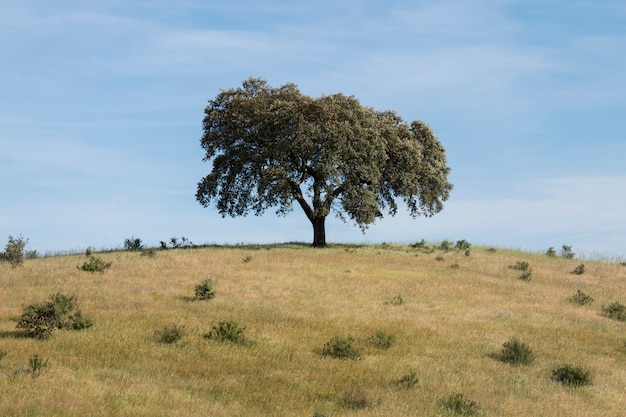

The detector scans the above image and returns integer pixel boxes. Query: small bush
[155,325,184,344]
[436,255,445,262]
[394,371,419,389]
[545,247,557,257]
[441,393,481,416]
[2,235,28,267]
[572,263,585,275]
[78,256,112,272]
[321,335,361,360]
[569,290,593,306]
[123,236,143,251]
[551,364,591,387]
[339,387,377,410]
[455,239,471,251]
[602,302,626,322]
[194,279,216,301]
[16,293,93,339]
[518,270,532,281]
[140,248,156,258]
[204,321,247,344]
[497,337,535,366]
[560,245,575,259]
[368,331,395,350]
[439,240,453,251]
[28,354,49,378]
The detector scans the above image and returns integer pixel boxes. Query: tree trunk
[312,217,327,247]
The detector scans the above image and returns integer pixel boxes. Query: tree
[196,78,452,247]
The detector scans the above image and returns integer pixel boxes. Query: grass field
[1,243,625,416]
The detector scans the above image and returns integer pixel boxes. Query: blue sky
[1,1,625,258]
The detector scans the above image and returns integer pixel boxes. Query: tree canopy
[197,77,452,247]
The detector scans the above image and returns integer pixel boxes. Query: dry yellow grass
[1,244,625,416]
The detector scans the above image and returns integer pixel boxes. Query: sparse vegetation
[28,354,49,378]
[385,294,403,306]
[496,337,535,366]
[194,279,216,300]
[510,260,532,281]
[16,293,93,339]
[0,349,6,361]
[1,244,626,416]
[602,302,626,322]
[321,335,361,360]
[78,255,112,272]
[2,235,28,267]
[339,387,378,410]
[569,290,593,306]
[551,364,591,387]
[572,263,585,275]
[155,325,184,344]
[204,321,247,345]
[123,236,143,251]
[394,371,419,389]
[441,393,481,415]
[560,245,575,259]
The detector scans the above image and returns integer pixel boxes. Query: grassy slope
[0,244,625,416]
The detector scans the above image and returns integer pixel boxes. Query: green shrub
[545,247,557,257]
[551,364,591,387]
[2,235,28,267]
[194,279,216,300]
[321,335,361,360]
[394,371,419,389]
[560,245,575,259]
[510,261,530,271]
[78,256,112,272]
[455,239,471,251]
[16,293,93,339]
[572,263,585,275]
[439,240,453,251]
[123,236,143,251]
[368,331,395,350]
[28,354,49,378]
[440,393,481,415]
[155,325,184,344]
[602,302,626,322]
[204,321,247,344]
[436,255,445,262]
[569,290,593,306]
[497,337,535,366]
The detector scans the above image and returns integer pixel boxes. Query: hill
[1,244,625,416]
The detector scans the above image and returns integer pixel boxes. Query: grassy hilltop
[1,243,625,416]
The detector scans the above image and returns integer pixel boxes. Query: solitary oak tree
[196,78,452,247]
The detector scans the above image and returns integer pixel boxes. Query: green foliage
[569,290,594,306]
[436,255,445,262]
[394,371,419,389]
[28,354,49,378]
[312,412,329,417]
[197,77,452,247]
[560,245,575,259]
[2,235,28,267]
[602,302,626,322]
[321,335,361,360]
[497,337,535,366]
[123,236,143,251]
[78,256,112,272]
[155,325,184,344]
[441,393,481,415]
[368,331,395,349]
[16,293,93,339]
[439,240,453,251]
[204,321,247,344]
[194,279,216,301]
[455,239,471,251]
[572,263,585,275]
[509,261,532,281]
[545,247,557,257]
[551,364,591,387]
[0,349,6,361]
